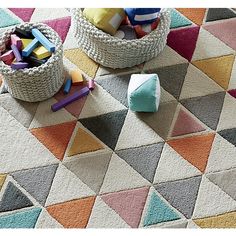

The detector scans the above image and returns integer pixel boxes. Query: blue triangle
[143,191,181,226]
[0,9,20,28]
[0,208,42,228]
[170,9,192,29]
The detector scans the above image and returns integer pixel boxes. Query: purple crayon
[51,87,90,112]
[11,34,22,50]
[11,44,22,62]
[11,62,28,69]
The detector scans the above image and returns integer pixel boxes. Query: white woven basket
[71,8,171,69]
[0,23,64,102]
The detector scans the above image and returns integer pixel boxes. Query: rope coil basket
[71,8,171,69]
[0,23,64,102]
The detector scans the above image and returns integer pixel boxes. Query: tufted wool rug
[0,8,236,229]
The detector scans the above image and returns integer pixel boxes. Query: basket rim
[0,22,63,76]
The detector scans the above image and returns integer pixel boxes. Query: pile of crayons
[0,27,55,69]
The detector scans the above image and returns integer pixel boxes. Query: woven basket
[71,8,171,69]
[0,23,64,102]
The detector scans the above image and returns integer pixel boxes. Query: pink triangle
[54,84,87,118]
[9,8,35,22]
[203,18,236,50]
[171,108,205,137]
[43,17,71,43]
[167,26,200,61]
[101,187,149,228]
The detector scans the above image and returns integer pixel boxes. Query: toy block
[11,62,28,69]
[0,50,14,62]
[11,44,22,62]
[24,55,47,67]
[22,38,39,57]
[63,78,72,94]
[21,38,33,49]
[88,79,95,90]
[32,45,51,60]
[4,58,14,65]
[15,27,34,39]
[11,34,23,50]
[52,87,90,112]
[32,28,55,53]
[70,70,84,85]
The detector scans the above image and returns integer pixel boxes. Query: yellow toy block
[70,70,84,85]
[32,45,51,60]
[21,38,33,49]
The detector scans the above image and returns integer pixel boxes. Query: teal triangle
[143,191,181,226]
[170,9,192,29]
[0,9,20,28]
[130,76,157,112]
[0,208,42,228]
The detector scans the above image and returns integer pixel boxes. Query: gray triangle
[155,175,202,219]
[207,169,236,200]
[11,164,58,206]
[181,92,225,130]
[96,73,131,107]
[116,143,164,183]
[218,128,236,146]
[64,152,112,193]
[147,63,189,99]
[0,93,39,128]
[206,8,236,22]
[0,182,33,212]
[79,109,128,150]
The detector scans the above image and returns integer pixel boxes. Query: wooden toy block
[51,87,90,112]
[88,79,95,90]
[63,78,72,94]
[11,34,22,50]
[21,38,33,49]
[70,70,84,85]
[22,38,39,57]
[15,27,34,39]
[0,50,14,62]
[24,55,47,67]
[11,44,22,62]
[32,28,55,53]
[11,62,28,69]
[32,45,51,60]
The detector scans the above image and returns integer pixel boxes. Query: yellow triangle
[194,211,236,228]
[192,55,235,90]
[64,49,99,79]
[68,128,104,156]
[0,174,6,190]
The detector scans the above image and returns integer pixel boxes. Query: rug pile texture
[0,8,236,228]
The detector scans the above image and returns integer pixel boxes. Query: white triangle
[115,110,163,150]
[63,26,79,50]
[79,84,127,119]
[228,57,236,90]
[217,93,236,131]
[45,164,95,206]
[0,107,58,173]
[143,46,188,71]
[192,27,235,61]
[30,8,70,22]
[206,134,236,173]
[87,196,130,228]
[179,64,223,100]
[99,153,150,194]
[187,220,200,228]
[35,209,63,228]
[193,176,236,219]
[159,87,176,104]
[29,97,76,129]
[153,143,201,184]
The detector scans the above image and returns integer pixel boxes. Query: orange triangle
[176,8,206,25]
[0,174,6,191]
[68,127,104,156]
[192,55,235,90]
[30,121,76,161]
[167,133,215,173]
[46,196,95,228]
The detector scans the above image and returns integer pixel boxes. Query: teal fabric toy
[127,74,161,112]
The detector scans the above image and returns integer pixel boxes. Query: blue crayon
[22,38,39,57]
[32,28,55,53]
[11,44,22,62]
[63,78,72,94]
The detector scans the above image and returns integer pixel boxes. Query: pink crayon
[11,44,22,62]
[11,62,28,69]
[0,50,15,62]
[51,87,90,112]
[11,34,23,50]
[88,79,95,91]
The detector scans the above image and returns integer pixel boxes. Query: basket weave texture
[71,8,171,69]
[0,23,64,102]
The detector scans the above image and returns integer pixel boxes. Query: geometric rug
[0,8,236,228]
